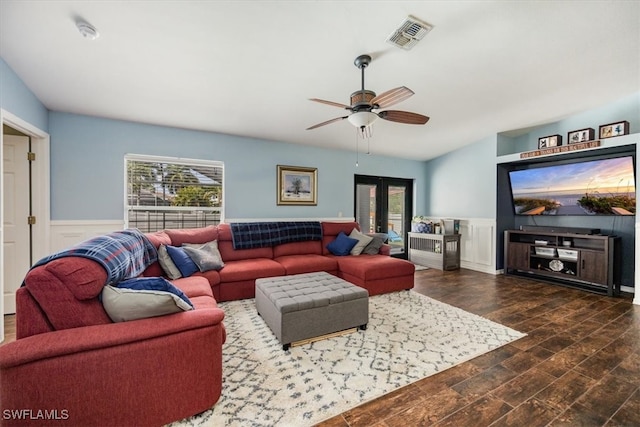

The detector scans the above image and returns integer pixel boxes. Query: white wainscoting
[634,222,640,305]
[49,220,126,252]
[458,218,497,274]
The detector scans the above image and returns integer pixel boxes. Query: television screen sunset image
[509,156,636,215]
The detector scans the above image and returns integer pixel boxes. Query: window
[125,154,223,232]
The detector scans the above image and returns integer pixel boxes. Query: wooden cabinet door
[507,242,530,270]
[579,250,607,285]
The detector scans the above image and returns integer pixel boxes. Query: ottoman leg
[359,324,367,330]
[283,343,290,351]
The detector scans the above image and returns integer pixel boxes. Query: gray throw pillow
[101,279,193,322]
[158,244,182,279]
[183,240,225,272]
[362,233,388,255]
[349,228,374,256]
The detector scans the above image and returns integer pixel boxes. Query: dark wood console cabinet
[504,230,621,296]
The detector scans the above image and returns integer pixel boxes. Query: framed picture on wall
[567,128,595,144]
[538,134,562,149]
[599,121,629,139]
[276,165,317,205]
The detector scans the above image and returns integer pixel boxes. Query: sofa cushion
[171,276,214,299]
[216,224,275,261]
[218,258,285,283]
[165,245,199,277]
[321,222,360,255]
[143,231,172,277]
[183,241,225,271]
[101,277,194,322]
[362,233,388,255]
[217,240,274,262]
[326,231,358,256]
[23,259,112,330]
[158,244,182,279]
[349,229,374,255]
[273,240,322,258]
[274,254,339,275]
[165,226,219,246]
[193,269,222,286]
[334,255,415,280]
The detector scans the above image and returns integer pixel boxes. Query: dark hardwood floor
[318,269,639,427]
[3,269,638,426]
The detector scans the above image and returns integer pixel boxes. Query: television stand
[504,229,621,296]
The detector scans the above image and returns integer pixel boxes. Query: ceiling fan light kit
[347,111,378,129]
[307,54,429,137]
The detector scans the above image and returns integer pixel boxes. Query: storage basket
[557,249,578,260]
[535,247,556,256]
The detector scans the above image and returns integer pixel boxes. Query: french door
[354,175,413,259]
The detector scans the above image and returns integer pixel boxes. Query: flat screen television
[508,155,636,216]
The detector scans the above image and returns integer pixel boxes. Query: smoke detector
[76,20,99,40]
[386,15,433,50]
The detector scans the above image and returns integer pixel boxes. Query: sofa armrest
[0,308,225,426]
[379,243,391,256]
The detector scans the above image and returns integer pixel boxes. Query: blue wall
[423,135,497,218]
[498,91,640,155]
[48,112,428,221]
[0,57,48,132]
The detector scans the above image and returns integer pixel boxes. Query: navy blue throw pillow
[165,245,199,277]
[326,231,359,256]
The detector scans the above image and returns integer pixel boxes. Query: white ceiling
[1,1,638,161]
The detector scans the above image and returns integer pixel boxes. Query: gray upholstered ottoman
[255,272,369,350]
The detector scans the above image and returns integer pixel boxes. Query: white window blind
[125,154,224,232]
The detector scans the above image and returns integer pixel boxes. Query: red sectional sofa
[0,221,413,426]
[160,221,415,302]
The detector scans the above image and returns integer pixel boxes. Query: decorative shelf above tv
[504,229,621,296]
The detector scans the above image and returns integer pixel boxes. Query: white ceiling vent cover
[386,15,433,50]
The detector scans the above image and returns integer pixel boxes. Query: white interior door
[3,134,30,314]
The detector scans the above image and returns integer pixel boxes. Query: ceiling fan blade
[309,98,351,109]
[306,116,349,130]
[370,86,414,109]
[378,110,430,125]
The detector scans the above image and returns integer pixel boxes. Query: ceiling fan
[306,54,430,136]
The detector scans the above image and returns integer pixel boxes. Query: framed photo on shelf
[538,134,562,149]
[276,165,317,205]
[567,128,595,144]
[599,121,629,139]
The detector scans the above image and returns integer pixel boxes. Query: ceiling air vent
[386,15,433,50]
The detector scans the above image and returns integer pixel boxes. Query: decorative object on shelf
[567,128,595,144]
[549,259,564,272]
[538,134,562,149]
[276,165,318,205]
[520,140,600,159]
[599,121,629,139]
[411,216,436,233]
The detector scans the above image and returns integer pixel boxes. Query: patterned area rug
[170,291,525,427]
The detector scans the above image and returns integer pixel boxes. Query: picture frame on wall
[567,128,595,144]
[276,165,318,205]
[538,134,562,149]
[599,121,629,139]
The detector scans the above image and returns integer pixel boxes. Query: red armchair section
[0,254,225,426]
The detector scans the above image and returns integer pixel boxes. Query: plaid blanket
[29,229,157,286]
[230,221,322,250]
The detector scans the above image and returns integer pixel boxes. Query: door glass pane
[387,185,406,255]
[356,184,377,233]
